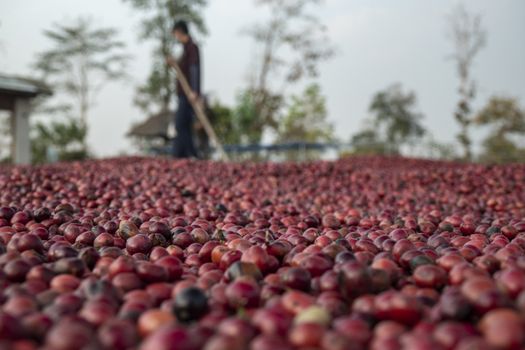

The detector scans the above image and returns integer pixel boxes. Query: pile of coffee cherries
[0,156,524,349]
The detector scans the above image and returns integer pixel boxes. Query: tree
[231,90,269,145]
[475,97,525,135]
[33,17,129,153]
[367,84,426,155]
[420,136,458,160]
[208,101,238,145]
[479,135,525,164]
[31,118,88,164]
[209,91,277,147]
[277,83,334,143]
[447,4,487,161]
[123,0,207,114]
[243,0,334,141]
[350,129,389,156]
[207,92,278,148]
[475,96,525,163]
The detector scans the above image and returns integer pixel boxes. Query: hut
[127,110,174,153]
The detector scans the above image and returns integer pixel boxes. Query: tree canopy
[277,83,334,143]
[33,17,129,129]
[475,96,525,163]
[368,84,426,154]
[240,0,334,143]
[32,17,129,162]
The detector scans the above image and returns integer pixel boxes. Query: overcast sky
[1,0,524,157]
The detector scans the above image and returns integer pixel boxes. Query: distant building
[127,110,173,141]
[127,110,174,153]
[0,74,52,164]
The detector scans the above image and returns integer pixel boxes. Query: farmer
[166,20,201,159]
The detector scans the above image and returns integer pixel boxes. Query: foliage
[350,129,389,156]
[207,90,285,150]
[475,96,525,164]
[33,17,129,130]
[360,84,425,154]
[479,135,525,164]
[233,91,263,144]
[447,4,487,161]
[31,118,89,164]
[277,83,334,143]
[244,0,334,137]
[206,93,269,147]
[123,0,207,114]
[420,138,458,160]
[31,17,128,163]
[208,101,238,145]
[475,97,525,134]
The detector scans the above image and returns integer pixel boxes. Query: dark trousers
[173,95,198,158]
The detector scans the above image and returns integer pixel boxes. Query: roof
[0,74,53,98]
[127,110,173,139]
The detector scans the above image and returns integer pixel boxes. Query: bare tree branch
[446,4,487,160]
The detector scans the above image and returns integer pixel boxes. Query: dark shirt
[177,38,201,97]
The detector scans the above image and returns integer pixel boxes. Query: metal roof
[127,110,173,139]
[0,74,53,97]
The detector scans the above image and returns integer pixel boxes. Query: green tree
[420,136,458,160]
[231,90,282,145]
[475,96,525,163]
[33,17,129,157]
[31,18,129,163]
[243,0,334,141]
[479,135,525,164]
[123,0,207,114]
[277,83,334,143]
[476,97,525,134]
[208,92,277,147]
[447,4,487,161]
[31,118,88,164]
[367,84,426,154]
[208,101,238,145]
[350,129,389,156]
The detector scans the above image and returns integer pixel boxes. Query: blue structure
[151,141,350,159]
